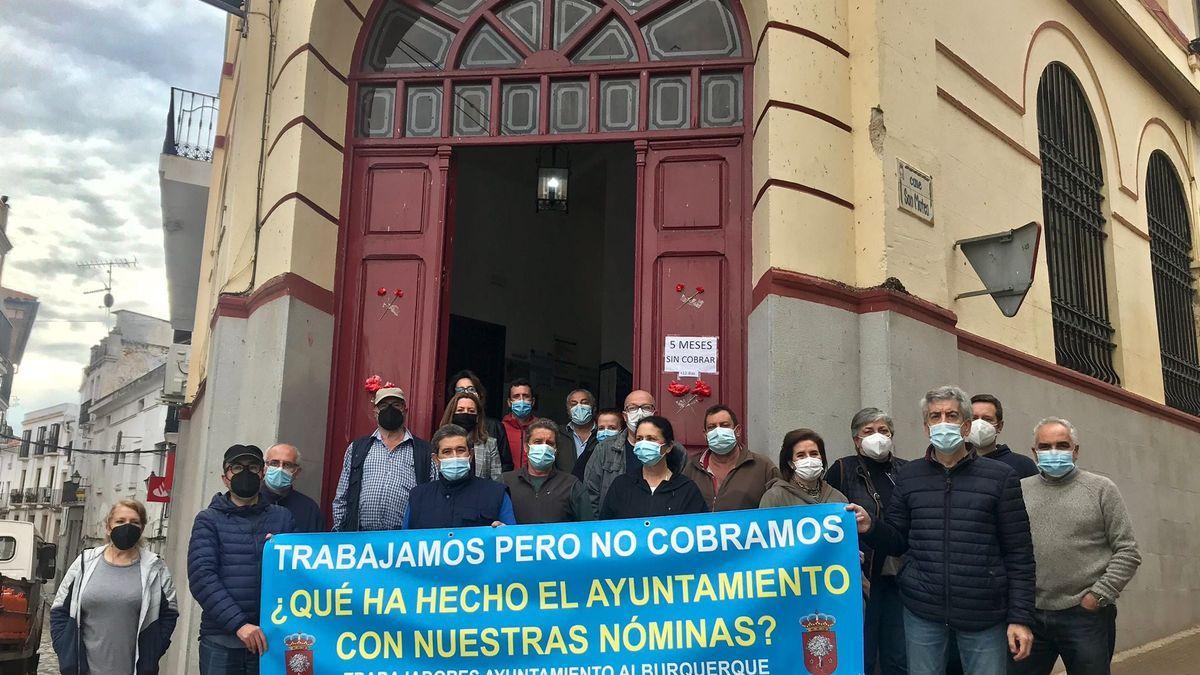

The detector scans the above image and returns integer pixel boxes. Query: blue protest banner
[260,503,864,674]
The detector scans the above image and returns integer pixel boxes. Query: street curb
[1112,624,1200,663]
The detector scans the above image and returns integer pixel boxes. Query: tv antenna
[77,258,138,324]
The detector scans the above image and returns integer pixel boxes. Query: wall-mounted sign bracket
[953,222,1041,318]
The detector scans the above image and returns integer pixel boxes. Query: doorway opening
[445,142,636,425]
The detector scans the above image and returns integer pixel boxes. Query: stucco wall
[751,291,1200,650]
[185,0,1200,406]
[164,293,331,675]
[743,0,1199,406]
[187,1,352,397]
[959,350,1200,649]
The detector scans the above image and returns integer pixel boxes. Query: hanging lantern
[536,167,570,212]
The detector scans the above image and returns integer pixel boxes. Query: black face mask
[110,523,142,551]
[230,470,262,499]
[451,413,478,432]
[378,407,406,431]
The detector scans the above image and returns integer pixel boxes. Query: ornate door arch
[325,0,753,501]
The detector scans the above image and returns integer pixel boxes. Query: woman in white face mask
[824,408,909,675]
[760,429,847,507]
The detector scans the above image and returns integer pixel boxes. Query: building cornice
[1068,0,1200,116]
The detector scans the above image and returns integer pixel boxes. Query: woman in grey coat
[50,499,178,674]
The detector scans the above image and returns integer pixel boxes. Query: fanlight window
[355,0,749,139]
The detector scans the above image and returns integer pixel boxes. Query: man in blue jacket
[968,393,1038,478]
[850,385,1036,675]
[188,444,295,674]
[260,443,324,531]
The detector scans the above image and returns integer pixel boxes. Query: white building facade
[0,403,81,543]
[75,311,173,552]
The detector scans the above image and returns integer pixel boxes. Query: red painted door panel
[324,147,451,500]
[636,138,746,450]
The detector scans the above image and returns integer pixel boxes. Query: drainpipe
[239,0,277,296]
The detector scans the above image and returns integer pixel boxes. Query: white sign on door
[898,159,934,224]
[664,336,718,377]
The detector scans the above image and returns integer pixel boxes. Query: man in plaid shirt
[332,386,436,531]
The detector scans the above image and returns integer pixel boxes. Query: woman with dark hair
[449,369,512,471]
[760,428,848,507]
[439,392,501,480]
[600,416,707,519]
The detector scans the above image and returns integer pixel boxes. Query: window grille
[1036,63,1119,384]
[1147,150,1200,415]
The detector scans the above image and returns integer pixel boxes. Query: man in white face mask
[583,390,686,515]
[968,394,1037,479]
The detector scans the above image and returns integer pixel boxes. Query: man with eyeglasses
[259,443,324,532]
[188,444,295,673]
[332,386,436,531]
[583,389,685,514]
[852,385,1035,674]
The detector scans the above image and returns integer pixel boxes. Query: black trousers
[865,575,908,674]
[1008,605,1118,675]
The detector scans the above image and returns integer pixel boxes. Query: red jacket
[501,413,532,469]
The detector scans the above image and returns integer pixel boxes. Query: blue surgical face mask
[569,404,594,426]
[511,400,533,418]
[439,457,471,481]
[929,422,965,454]
[596,429,619,443]
[706,427,737,455]
[527,443,556,470]
[634,440,664,466]
[1037,449,1075,478]
[264,466,294,491]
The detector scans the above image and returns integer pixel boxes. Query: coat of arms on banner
[800,613,838,675]
[283,633,315,674]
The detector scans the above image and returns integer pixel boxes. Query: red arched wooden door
[325,0,753,502]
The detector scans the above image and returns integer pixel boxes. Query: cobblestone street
[35,611,55,675]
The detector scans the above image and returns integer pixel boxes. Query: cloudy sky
[0,1,227,429]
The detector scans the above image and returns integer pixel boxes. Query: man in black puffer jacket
[852,385,1035,675]
[188,445,295,674]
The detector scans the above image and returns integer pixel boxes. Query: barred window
[1036,63,1119,384]
[1147,151,1200,415]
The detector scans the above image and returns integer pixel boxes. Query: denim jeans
[904,608,1009,675]
[199,637,260,675]
[1008,605,1117,675]
[864,576,908,673]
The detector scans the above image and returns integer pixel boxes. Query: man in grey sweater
[1012,417,1141,675]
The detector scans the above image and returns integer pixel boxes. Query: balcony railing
[10,488,79,506]
[163,87,219,162]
